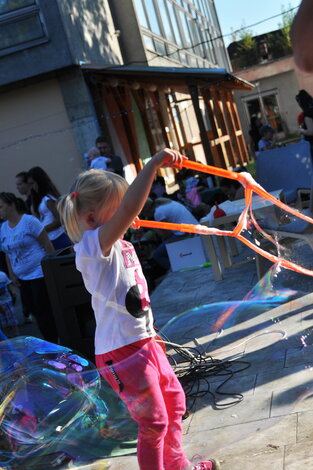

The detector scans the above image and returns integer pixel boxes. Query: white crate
[165,236,208,272]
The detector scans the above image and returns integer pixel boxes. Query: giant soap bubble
[0,336,137,469]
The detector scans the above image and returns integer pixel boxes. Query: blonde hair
[87,146,100,160]
[58,169,128,243]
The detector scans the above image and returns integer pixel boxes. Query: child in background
[0,270,19,338]
[258,124,276,151]
[87,146,111,170]
[58,149,220,470]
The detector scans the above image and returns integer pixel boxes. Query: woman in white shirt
[27,167,71,250]
[0,192,58,343]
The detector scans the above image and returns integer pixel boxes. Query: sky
[214,0,301,46]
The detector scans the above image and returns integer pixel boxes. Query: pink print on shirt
[134,268,150,311]
[121,240,140,268]
[121,240,150,317]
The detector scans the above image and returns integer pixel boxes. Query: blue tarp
[256,140,312,204]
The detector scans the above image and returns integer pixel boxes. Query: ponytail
[57,169,129,244]
[57,193,82,243]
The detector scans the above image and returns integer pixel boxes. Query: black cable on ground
[158,332,251,415]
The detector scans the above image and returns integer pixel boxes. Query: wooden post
[188,83,215,167]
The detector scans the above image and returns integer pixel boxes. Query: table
[200,189,283,281]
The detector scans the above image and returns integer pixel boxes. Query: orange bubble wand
[134,159,313,277]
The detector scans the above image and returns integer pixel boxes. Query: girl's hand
[152,148,187,169]
[130,217,140,229]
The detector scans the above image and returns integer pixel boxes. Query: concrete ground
[16,238,313,469]
[101,239,313,470]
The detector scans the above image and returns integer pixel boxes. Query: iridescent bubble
[160,293,295,347]
[0,337,137,469]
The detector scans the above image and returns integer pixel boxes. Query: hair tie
[72,191,78,199]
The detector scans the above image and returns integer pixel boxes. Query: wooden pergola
[82,65,254,174]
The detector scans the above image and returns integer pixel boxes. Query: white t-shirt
[74,229,155,355]
[38,195,64,241]
[154,200,198,236]
[0,214,46,280]
[0,271,12,304]
[90,156,111,170]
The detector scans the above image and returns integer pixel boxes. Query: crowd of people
[0,165,70,342]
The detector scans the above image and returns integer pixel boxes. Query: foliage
[267,3,295,59]
[234,26,259,68]
[232,3,296,69]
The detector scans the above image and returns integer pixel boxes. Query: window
[263,94,283,132]
[143,34,155,51]
[0,0,46,55]
[166,1,182,46]
[154,40,166,55]
[133,0,149,28]
[200,0,214,24]
[194,0,202,12]
[203,29,216,64]
[158,0,175,43]
[187,16,203,56]
[243,90,284,134]
[0,0,35,14]
[145,0,161,35]
[178,9,192,48]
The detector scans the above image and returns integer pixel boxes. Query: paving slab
[284,440,313,469]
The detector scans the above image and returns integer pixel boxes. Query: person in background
[0,192,58,343]
[297,111,305,128]
[258,124,276,151]
[0,269,19,338]
[296,89,313,163]
[16,171,32,213]
[27,167,71,250]
[219,178,245,201]
[57,150,220,470]
[143,197,199,271]
[248,116,262,156]
[151,175,167,199]
[87,146,111,170]
[95,136,124,177]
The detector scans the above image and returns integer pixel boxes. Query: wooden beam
[188,83,215,166]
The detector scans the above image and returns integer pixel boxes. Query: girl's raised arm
[99,149,186,256]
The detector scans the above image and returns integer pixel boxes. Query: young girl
[58,149,220,470]
[27,166,71,250]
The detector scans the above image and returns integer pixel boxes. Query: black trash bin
[41,247,95,360]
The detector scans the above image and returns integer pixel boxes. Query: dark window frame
[0,1,48,56]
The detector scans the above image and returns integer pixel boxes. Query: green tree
[235,27,258,68]
[268,3,295,58]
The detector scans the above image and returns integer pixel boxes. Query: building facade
[227,29,312,154]
[110,0,231,70]
[0,0,250,194]
[0,0,122,192]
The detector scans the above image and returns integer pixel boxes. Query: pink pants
[96,337,190,470]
